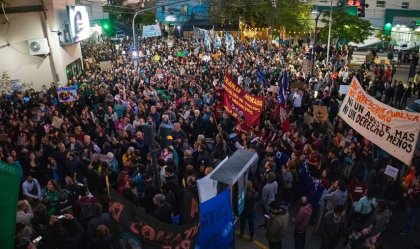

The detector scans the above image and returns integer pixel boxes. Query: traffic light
[347,0,368,17]
[100,19,111,34]
[384,22,392,35]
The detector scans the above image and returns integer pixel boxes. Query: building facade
[0,0,84,90]
[312,0,420,42]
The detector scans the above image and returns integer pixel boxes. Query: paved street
[350,51,411,83]
[235,205,420,249]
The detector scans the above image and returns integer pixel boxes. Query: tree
[319,10,373,45]
[209,0,313,33]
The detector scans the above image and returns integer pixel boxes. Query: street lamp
[326,0,334,65]
[132,0,192,65]
[311,9,324,77]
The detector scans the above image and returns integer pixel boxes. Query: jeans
[240,212,255,238]
[403,207,419,234]
[294,230,306,249]
[269,241,283,249]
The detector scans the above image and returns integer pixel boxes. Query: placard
[338,77,420,165]
[142,24,162,38]
[384,165,399,179]
[52,116,64,129]
[268,85,280,93]
[99,60,112,71]
[313,105,328,122]
[57,87,78,102]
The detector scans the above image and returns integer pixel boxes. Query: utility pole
[326,0,334,67]
[132,0,192,65]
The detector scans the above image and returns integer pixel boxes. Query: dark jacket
[320,211,346,243]
[153,202,173,224]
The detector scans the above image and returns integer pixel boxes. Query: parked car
[395,41,419,52]
[348,38,392,52]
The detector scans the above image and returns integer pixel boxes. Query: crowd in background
[6,35,420,249]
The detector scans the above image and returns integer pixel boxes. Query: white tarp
[142,24,162,38]
[197,157,228,203]
[339,77,420,165]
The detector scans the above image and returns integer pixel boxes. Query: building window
[376,0,386,7]
[401,2,409,9]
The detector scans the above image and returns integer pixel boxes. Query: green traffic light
[384,22,392,35]
[103,24,110,30]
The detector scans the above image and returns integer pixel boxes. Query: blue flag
[278,71,289,105]
[252,38,258,52]
[204,33,212,52]
[214,34,222,50]
[197,190,234,249]
[256,68,268,87]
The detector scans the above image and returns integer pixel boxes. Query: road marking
[235,232,269,249]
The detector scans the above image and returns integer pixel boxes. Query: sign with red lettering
[339,77,420,165]
[222,73,265,126]
[109,189,199,249]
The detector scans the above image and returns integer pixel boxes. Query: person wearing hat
[265,200,289,249]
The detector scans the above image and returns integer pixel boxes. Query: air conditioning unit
[28,38,50,56]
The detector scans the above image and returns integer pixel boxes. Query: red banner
[222,73,265,126]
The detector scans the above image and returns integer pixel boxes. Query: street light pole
[311,12,322,77]
[326,0,333,66]
[132,0,192,63]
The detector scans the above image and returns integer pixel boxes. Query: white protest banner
[384,165,399,179]
[142,24,162,38]
[57,86,78,102]
[338,77,420,165]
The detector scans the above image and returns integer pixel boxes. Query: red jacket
[294,204,313,232]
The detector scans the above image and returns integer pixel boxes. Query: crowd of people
[7,34,420,249]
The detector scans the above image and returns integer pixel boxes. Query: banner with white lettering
[338,77,420,165]
[142,24,162,38]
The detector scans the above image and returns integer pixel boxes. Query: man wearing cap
[265,200,289,249]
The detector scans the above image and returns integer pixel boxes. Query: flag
[214,34,222,50]
[278,71,289,105]
[252,38,258,52]
[274,71,290,132]
[256,68,268,87]
[193,27,210,39]
[204,33,212,52]
[224,32,235,52]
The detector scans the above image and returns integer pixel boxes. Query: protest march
[3,29,420,249]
